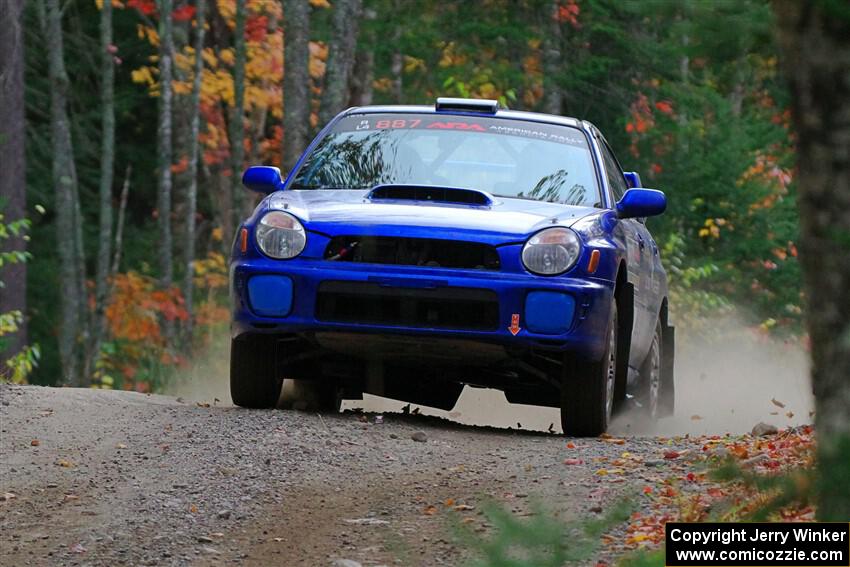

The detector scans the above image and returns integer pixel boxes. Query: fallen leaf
[566,442,576,449]
[454,504,475,511]
[1,492,16,501]
[423,505,437,516]
[63,494,79,501]
[56,459,74,468]
[642,486,652,494]
[563,458,583,465]
[444,498,455,507]
[116,443,127,449]
[69,542,86,554]
[690,415,702,421]
[30,439,40,447]
[663,450,680,460]
[189,504,198,513]
[771,397,786,408]
[786,411,794,419]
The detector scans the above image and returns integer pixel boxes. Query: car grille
[323,236,500,271]
[315,281,499,331]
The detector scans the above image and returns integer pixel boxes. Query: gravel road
[0,383,771,566]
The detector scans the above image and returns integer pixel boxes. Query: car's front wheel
[560,302,618,437]
[230,334,283,408]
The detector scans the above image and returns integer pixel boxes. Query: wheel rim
[604,322,617,421]
[647,335,661,418]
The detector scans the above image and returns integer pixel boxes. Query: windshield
[290,113,601,207]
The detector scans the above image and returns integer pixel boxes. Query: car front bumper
[230,258,615,361]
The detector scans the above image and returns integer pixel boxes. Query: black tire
[635,319,663,422]
[561,302,618,437]
[230,334,282,408]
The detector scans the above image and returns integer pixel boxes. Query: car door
[597,138,653,369]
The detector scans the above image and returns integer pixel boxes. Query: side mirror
[616,188,666,219]
[623,171,642,189]
[242,166,283,194]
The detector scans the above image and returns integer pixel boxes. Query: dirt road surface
[0,377,805,567]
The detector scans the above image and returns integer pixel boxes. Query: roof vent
[435,97,499,114]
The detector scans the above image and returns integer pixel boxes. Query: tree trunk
[229,0,247,233]
[0,0,27,363]
[157,0,175,293]
[348,7,375,108]
[774,0,850,521]
[85,0,117,382]
[44,0,85,386]
[282,0,311,171]
[542,1,563,115]
[318,0,363,127]
[184,0,206,341]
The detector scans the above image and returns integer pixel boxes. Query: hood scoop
[367,184,493,207]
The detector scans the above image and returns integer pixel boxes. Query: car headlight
[255,211,306,259]
[522,227,581,275]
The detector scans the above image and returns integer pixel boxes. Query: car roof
[340,104,585,130]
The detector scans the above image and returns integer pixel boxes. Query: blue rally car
[230,98,674,436]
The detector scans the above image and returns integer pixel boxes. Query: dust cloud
[612,316,813,436]
[167,315,813,437]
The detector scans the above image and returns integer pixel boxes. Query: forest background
[0,0,800,394]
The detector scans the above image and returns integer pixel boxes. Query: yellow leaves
[309,41,328,79]
[438,41,467,68]
[698,218,723,239]
[219,48,235,66]
[96,0,125,9]
[404,55,425,73]
[136,24,159,46]
[131,66,156,86]
[202,47,219,68]
[308,0,330,7]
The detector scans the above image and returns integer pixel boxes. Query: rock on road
[1,384,692,566]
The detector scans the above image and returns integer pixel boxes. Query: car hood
[266,190,598,243]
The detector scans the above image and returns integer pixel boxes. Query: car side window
[599,140,628,203]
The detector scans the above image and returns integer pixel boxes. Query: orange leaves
[172,4,195,22]
[555,0,580,27]
[127,0,156,16]
[105,272,188,344]
[654,100,674,115]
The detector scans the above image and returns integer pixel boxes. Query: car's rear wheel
[561,302,618,437]
[230,334,283,408]
[635,319,663,422]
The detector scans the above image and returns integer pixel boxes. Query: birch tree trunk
[157,0,175,295]
[0,0,27,362]
[85,0,116,381]
[282,0,311,171]
[774,0,850,521]
[542,1,563,115]
[229,0,247,232]
[184,0,206,340]
[45,0,85,386]
[319,0,363,126]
